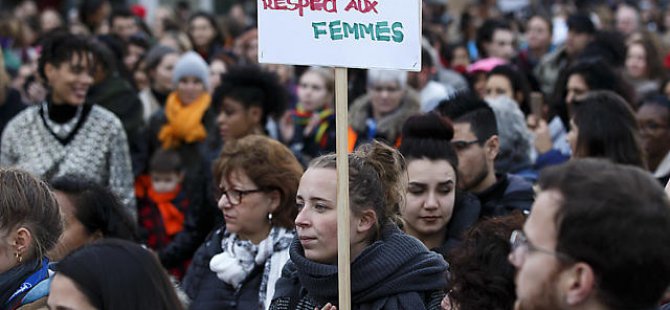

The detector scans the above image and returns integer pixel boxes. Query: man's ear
[562,262,597,306]
[485,135,500,160]
[14,227,33,255]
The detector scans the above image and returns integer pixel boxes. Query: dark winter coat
[476,173,534,218]
[181,227,265,310]
[147,104,221,271]
[88,75,147,176]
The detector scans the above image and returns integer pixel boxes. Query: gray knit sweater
[0,104,136,215]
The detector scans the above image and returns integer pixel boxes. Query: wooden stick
[335,67,351,310]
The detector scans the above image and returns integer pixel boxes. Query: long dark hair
[572,91,646,168]
[552,58,635,126]
[187,11,225,50]
[55,239,183,310]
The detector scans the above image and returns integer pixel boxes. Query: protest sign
[258,2,421,309]
[258,0,422,71]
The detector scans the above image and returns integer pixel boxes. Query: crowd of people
[2,0,670,309]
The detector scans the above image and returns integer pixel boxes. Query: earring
[268,213,273,223]
[15,252,22,264]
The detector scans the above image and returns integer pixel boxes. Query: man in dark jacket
[437,93,534,218]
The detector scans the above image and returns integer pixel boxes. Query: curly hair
[446,213,525,310]
[38,31,94,82]
[213,65,288,126]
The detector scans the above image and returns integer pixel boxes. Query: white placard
[257,0,421,71]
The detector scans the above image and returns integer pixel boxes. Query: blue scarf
[1,257,49,309]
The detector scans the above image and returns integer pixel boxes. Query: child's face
[151,172,182,193]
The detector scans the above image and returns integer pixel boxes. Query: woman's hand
[279,111,295,143]
[304,113,322,136]
[317,303,337,310]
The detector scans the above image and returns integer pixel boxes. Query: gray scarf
[275,224,448,309]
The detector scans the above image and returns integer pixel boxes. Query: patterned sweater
[0,104,136,215]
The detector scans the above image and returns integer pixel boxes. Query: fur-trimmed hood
[349,88,420,143]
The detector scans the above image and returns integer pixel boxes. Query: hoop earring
[15,252,22,264]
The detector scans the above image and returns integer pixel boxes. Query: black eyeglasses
[509,230,574,263]
[220,188,265,206]
[450,139,480,151]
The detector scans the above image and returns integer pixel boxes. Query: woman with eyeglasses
[181,135,303,310]
[398,113,481,258]
[348,69,420,150]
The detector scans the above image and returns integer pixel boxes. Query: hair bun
[402,112,454,142]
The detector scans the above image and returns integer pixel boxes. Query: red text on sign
[344,0,379,14]
[262,0,337,17]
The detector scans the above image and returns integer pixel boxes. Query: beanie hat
[172,51,210,89]
[145,45,178,71]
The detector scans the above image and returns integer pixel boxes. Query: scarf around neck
[282,224,448,309]
[292,105,334,146]
[159,91,211,149]
[210,226,294,309]
[0,257,49,309]
[147,183,185,236]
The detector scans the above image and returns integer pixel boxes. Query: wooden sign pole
[335,67,351,310]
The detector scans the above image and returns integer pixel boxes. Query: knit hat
[144,45,178,71]
[172,51,210,89]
